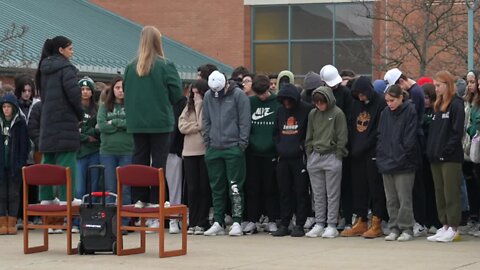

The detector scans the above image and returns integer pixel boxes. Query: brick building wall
[91,0,247,70]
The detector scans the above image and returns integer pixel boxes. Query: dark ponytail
[35,36,72,96]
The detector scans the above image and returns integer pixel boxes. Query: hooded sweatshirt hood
[0,93,20,121]
[277,83,301,107]
[351,76,375,101]
[276,70,295,90]
[311,86,336,110]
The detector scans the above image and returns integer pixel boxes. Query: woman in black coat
[35,36,83,204]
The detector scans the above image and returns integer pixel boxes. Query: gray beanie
[303,71,322,90]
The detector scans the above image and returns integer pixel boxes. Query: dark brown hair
[105,76,123,112]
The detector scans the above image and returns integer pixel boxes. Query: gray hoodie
[203,82,251,150]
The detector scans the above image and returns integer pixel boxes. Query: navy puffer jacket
[39,55,83,153]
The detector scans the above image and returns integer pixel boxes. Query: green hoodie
[124,58,183,133]
[305,86,348,159]
[248,92,279,157]
[77,105,100,159]
[97,103,133,155]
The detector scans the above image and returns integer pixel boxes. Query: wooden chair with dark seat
[116,164,187,258]
[22,164,77,255]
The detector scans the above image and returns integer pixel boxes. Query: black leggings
[0,176,21,217]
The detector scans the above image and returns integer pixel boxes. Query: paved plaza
[2,230,480,269]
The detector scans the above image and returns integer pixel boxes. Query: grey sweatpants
[307,152,342,226]
[382,172,415,234]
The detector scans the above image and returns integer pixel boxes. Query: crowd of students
[0,25,476,244]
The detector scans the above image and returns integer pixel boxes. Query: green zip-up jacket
[305,87,348,160]
[77,106,100,159]
[467,104,480,138]
[97,103,133,155]
[124,57,183,133]
[248,92,279,157]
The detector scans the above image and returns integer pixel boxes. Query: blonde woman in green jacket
[123,26,184,230]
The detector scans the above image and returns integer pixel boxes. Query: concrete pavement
[2,230,480,270]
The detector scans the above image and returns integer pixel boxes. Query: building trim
[244,0,375,5]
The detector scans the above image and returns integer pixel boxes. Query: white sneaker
[413,223,427,237]
[428,226,438,235]
[306,224,324,238]
[385,232,399,241]
[169,220,180,234]
[40,199,59,205]
[304,217,315,230]
[266,222,278,233]
[146,203,159,208]
[436,227,460,242]
[397,232,413,242]
[473,230,480,237]
[240,221,249,231]
[458,222,474,235]
[134,200,145,208]
[187,227,195,235]
[242,222,257,234]
[71,226,80,233]
[146,219,159,234]
[321,226,339,238]
[467,223,480,236]
[229,222,242,236]
[381,220,390,235]
[427,227,446,242]
[194,226,205,235]
[204,222,225,236]
[48,228,63,234]
[72,198,82,206]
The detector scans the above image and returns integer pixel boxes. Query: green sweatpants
[205,146,246,224]
[430,162,462,227]
[39,151,77,201]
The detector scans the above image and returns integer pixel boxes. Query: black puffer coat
[39,55,83,153]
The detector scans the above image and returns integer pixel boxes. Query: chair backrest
[117,164,163,187]
[23,164,69,186]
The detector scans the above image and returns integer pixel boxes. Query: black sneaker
[272,225,289,237]
[291,225,305,237]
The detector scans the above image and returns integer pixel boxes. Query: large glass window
[291,42,332,75]
[254,6,288,40]
[252,3,373,77]
[291,4,333,39]
[254,44,288,75]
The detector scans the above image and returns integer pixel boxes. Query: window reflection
[336,40,372,75]
[254,44,288,75]
[292,42,332,74]
[254,6,288,40]
[335,4,373,38]
[291,4,333,39]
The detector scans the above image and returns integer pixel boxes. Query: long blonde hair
[136,26,165,76]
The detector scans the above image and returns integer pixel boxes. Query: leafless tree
[358,0,478,77]
[0,23,29,67]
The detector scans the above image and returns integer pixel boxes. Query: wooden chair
[22,164,77,255]
[116,165,187,258]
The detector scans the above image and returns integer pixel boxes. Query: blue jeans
[101,154,132,226]
[100,154,133,205]
[75,152,100,200]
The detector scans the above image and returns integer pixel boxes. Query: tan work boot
[7,216,17,235]
[362,216,383,238]
[0,216,7,235]
[341,218,368,237]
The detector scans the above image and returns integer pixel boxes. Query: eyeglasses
[242,79,252,84]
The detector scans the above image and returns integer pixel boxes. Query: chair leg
[23,221,49,254]
[66,219,78,255]
[117,218,147,256]
[159,213,188,258]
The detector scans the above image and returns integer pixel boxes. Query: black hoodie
[377,100,418,174]
[349,76,386,158]
[0,93,29,183]
[273,84,311,158]
[426,95,465,163]
[39,54,83,153]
